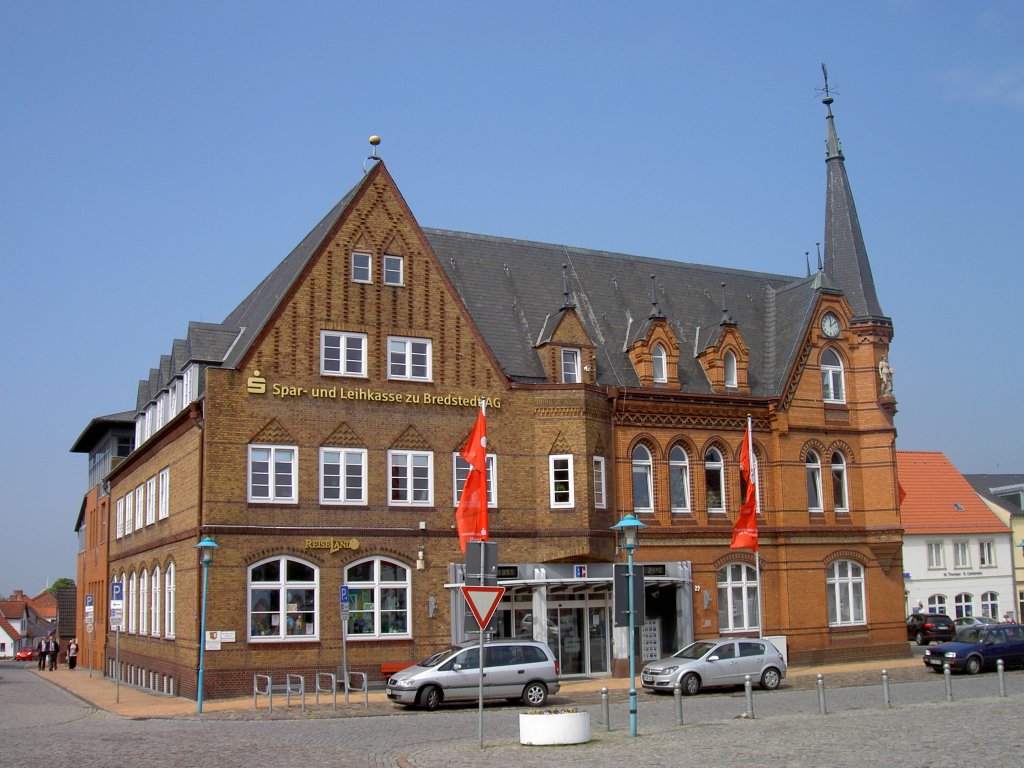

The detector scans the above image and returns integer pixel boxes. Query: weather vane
[818,63,838,104]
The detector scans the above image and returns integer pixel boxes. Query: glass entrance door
[547,602,610,676]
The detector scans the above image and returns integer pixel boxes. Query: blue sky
[2,1,1022,597]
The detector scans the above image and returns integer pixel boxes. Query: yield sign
[461,585,505,629]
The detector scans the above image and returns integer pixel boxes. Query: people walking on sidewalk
[36,637,45,670]
[44,635,59,671]
[67,638,79,670]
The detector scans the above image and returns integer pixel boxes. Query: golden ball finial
[369,135,381,146]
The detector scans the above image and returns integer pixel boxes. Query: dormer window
[652,344,667,383]
[724,350,737,388]
[561,348,581,384]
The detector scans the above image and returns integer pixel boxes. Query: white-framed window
[549,454,574,508]
[320,331,367,377]
[168,380,179,419]
[979,540,996,567]
[821,349,846,403]
[320,447,368,505]
[164,562,176,639]
[561,348,581,384]
[182,364,198,406]
[388,450,433,505]
[158,468,170,520]
[717,563,760,632]
[593,456,606,509]
[144,407,153,442]
[116,497,125,538]
[155,393,166,432]
[669,445,690,513]
[124,491,134,535]
[128,571,137,634]
[146,476,157,525]
[954,592,973,619]
[134,485,144,529]
[928,594,947,613]
[248,556,319,642]
[248,445,297,503]
[724,350,738,388]
[704,447,725,512]
[345,557,411,639]
[150,566,161,637]
[831,452,848,512]
[351,251,372,283]
[927,541,944,569]
[138,569,148,635]
[652,344,667,383]
[981,591,999,618]
[826,559,865,626]
[954,540,971,569]
[135,418,144,448]
[387,336,432,381]
[383,254,404,286]
[631,444,653,514]
[453,453,496,507]
[806,450,823,512]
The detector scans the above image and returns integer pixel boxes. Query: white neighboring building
[898,452,1015,621]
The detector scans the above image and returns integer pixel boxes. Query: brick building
[92,93,904,700]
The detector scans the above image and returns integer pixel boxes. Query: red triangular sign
[461,585,506,629]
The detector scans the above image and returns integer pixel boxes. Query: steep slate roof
[897,451,1010,535]
[69,410,135,453]
[964,474,1024,515]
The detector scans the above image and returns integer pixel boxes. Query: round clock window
[821,313,840,338]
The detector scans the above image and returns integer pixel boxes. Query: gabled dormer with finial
[696,281,751,393]
[627,273,682,388]
[534,263,598,385]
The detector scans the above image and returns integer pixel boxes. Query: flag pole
[748,414,764,640]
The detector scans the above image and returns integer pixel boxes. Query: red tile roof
[29,591,57,619]
[897,451,1009,535]
[0,615,21,642]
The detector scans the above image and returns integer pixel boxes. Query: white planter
[519,711,592,745]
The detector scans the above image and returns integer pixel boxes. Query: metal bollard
[997,659,1006,697]
[943,663,953,702]
[600,687,610,731]
[744,674,754,719]
[816,674,827,715]
[674,684,684,725]
[881,669,892,708]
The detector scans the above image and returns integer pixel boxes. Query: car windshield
[956,628,984,643]
[418,646,462,667]
[671,641,716,660]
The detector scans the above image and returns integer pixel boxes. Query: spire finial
[363,135,382,174]
[649,273,664,318]
[720,281,733,324]
[561,263,571,308]
[816,242,823,272]
[820,65,844,160]
[805,251,811,277]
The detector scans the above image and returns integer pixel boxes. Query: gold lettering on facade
[304,537,360,553]
[247,377,500,409]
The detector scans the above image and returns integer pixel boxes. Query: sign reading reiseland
[461,585,505,629]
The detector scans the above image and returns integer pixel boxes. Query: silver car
[641,638,787,695]
[385,639,560,710]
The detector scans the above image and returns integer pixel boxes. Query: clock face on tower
[821,313,840,338]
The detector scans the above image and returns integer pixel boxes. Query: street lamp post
[612,513,646,738]
[195,535,219,714]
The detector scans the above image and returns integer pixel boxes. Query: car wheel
[680,672,701,696]
[915,631,927,646]
[419,685,442,711]
[964,656,982,675]
[522,682,548,706]
[760,667,782,690]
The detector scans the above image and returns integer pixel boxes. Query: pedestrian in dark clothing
[45,636,59,670]
[36,638,45,670]
[67,638,79,670]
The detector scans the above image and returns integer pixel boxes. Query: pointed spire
[805,251,811,277]
[816,242,822,272]
[649,274,664,318]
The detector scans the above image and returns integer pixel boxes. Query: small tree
[48,578,76,594]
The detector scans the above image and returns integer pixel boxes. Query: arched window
[724,350,737,388]
[128,571,137,634]
[981,592,999,618]
[806,451,823,512]
[705,447,725,512]
[138,569,148,635]
[631,445,653,514]
[717,563,759,632]
[831,452,848,512]
[345,557,411,639]
[248,556,319,642]
[927,594,947,613]
[164,562,176,639]
[652,344,667,383]
[150,566,161,637]
[955,593,974,619]
[821,349,846,403]
[827,560,865,625]
[669,445,690,513]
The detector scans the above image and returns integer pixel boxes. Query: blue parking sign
[111,582,124,602]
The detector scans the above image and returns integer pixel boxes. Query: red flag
[731,420,759,551]
[455,404,489,553]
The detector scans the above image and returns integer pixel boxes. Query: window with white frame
[652,344,667,383]
[182,364,197,406]
[134,485,144,529]
[806,450,823,512]
[831,452,848,512]
[116,497,125,538]
[135,418,144,449]
[345,557,411,638]
[593,456,606,509]
[631,445,654,514]
[150,566,161,637]
[139,569,148,635]
[155,393,166,432]
[826,559,865,626]
[321,331,367,377]
[954,540,971,569]
[124,492,134,535]
[669,445,690,513]
[164,562,175,638]
[981,591,999,618]
[704,447,725,512]
[249,556,319,641]
[168,380,179,419]
[387,336,432,381]
[146,476,157,525]
[383,254,404,286]
[388,450,433,505]
[351,251,372,283]
[248,445,297,503]
[979,540,996,567]
[144,407,153,442]
[549,454,574,507]
[927,541,944,569]
[954,592,973,618]
[724,350,738,388]
[560,348,581,384]
[820,349,846,403]
[158,468,170,519]
[320,447,368,504]
[128,572,137,634]
[453,453,496,507]
[928,594,947,613]
[717,563,760,632]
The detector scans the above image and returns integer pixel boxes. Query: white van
[385,639,560,710]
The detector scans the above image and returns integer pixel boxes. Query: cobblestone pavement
[2,661,1022,767]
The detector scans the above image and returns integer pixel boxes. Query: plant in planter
[519,706,592,745]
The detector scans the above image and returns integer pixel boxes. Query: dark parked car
[906,613,955,645]
[923,624,1024,674]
